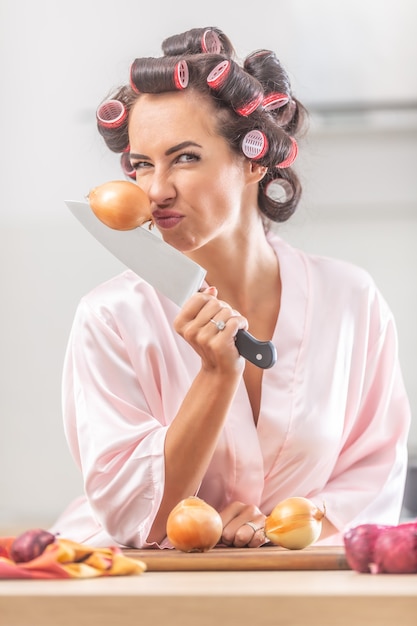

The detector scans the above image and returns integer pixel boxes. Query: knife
[66,200,277,369]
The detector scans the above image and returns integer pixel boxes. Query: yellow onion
[264,497,326,550]
[166,496,223,552]
[88,180,152,230]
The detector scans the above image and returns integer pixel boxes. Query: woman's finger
[220,502,266,547]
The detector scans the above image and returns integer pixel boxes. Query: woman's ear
[246,161,268,184]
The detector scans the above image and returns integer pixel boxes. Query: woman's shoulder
[269,232,377,293]
[268,233,395,336]
[81,269,145,300]
[77,270,144,310]
[76,270,177,326]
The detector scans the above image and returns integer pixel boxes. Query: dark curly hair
[96,26,308,224]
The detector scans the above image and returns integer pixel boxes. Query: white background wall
[1,0,416,531]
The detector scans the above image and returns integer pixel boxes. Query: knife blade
[66,200,277,369]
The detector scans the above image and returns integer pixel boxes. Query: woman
[53,27,411,548]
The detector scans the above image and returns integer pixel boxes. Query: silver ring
[209,318,226,331]
[243,521,263,534]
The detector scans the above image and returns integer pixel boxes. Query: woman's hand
[174,286,248,374]
[219,501,268,548]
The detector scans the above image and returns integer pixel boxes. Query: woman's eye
[130,152,200,170]
[176,152,200,163]
[130,160,151,171]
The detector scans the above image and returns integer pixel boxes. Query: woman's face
[128,90,257,254]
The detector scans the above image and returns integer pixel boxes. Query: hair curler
[263,92,290,111]
[201,29,222,54]
[276,137,298,169]
[207,60,231,90]
[129,63,141,94]
[265,178,294,203]
[96,100,127,129]
[174,60,189,89]
[235,92,263,117]
[242,130,269,160]
[131,58,189,93]
[120,149,136,180]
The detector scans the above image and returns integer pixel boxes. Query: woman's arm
[308,313,410,541]
[147,287,247,542]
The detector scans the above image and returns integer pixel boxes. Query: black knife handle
[235,329,277,369]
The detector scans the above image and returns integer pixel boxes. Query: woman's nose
[146,169,176,206]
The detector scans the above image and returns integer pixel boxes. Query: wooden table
[1,547,416,626]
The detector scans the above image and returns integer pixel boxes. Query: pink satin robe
[51,234,411,547]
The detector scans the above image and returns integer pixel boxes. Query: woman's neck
[187,221,280,320]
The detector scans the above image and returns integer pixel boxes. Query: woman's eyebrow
[129,152,149,161]
[165,141,202,156]
[129,141,202,161]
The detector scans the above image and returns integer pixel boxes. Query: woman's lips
[152,211,184,230]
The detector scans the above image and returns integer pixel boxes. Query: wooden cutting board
[123,545,349,571]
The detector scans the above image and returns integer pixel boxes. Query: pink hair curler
[235,92,263,117]
[247,49,270,60]
[174,60,189,89]
[263,92,290,111]
[242,130,269,160]
[207,60,231,90]
[120,149,136,180]
[276,137,298,169]
[96,100,127,129]
[201,29,222,54]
